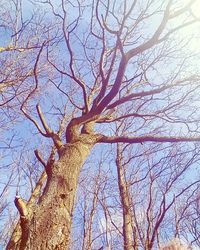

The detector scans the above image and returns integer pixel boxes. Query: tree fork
[8,137,96,250]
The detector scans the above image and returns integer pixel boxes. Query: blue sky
[1,0,200,248]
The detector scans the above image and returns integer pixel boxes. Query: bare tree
[71,141,199,250]
[115,140,200,250]
[79,167,102,250]
[179,190,200,248]
[2,0,200,249]
[116,143,138,250]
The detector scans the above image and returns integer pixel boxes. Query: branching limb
[14,196,28,218]
[93,1,173,113]
[92,39,118,108]
[96,55,127,112]
[20,42,51,138]
[47,146,56,167]
[22,104,63,150]
[27,171,47,209]
[14,196,29,250]
[36,104,52,135]
[98,135,200,144]
[34,149,46,168]
[21,109,47,137]
[61,1,89,113]
[36,104,63,149]
[170,0,197,18]
[35,145,56,175]
[0,45,41,53]
[107,76,200,110]
[7,171,47,250]
[126,0,173,60]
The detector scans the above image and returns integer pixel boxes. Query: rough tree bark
[29,142,92,249]
[7,129,97,250]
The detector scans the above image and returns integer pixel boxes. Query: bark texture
[116,145,138,250]
[7,138,95,250]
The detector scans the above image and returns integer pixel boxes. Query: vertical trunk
[82,193,97,250]
[82,200,88,250]
[8,140,94,250]
[87,191,98,250]
[116,144,138,250]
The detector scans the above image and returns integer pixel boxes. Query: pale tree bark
[82,175,99,250]
[116,144,138,250]
[7,135,97,249]
[110,140,200,250]
[28,141,93,249]
[7,170,47,249]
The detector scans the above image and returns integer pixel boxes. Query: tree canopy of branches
[0,0,200,249]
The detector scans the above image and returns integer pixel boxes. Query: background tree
[0,0,200,249]
[178,190,200,248]
[70,139,200,249]
[114,140,200,250]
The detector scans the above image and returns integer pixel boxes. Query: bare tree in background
[70,140,199,250]
[180,191,200,248]
[115,140,200,250]
[1,0,200,249]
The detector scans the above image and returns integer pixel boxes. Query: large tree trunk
[7,140,94,250]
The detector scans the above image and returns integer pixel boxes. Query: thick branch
[126,0,172,60]
[36,104,52,134]
[14,196,29,250]
[34,149,46,168]
[62,9,89,113]
[7,171,47,250]
[96,55,127,112]
[107,76,199,110]
[98,135,200,144]
[14,196,28,218]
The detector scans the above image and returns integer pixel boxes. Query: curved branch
[107,76,200,110]
[34,149,46,168]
